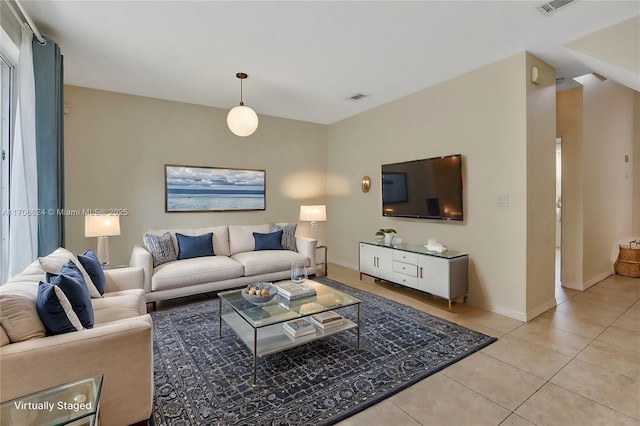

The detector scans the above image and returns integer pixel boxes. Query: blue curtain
[32,35,64,256]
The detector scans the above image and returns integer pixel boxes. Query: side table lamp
[84,214,120,266]
[299,205,326,243]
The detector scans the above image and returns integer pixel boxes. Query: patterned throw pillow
[144,232,178,267]
[269,223,297,251]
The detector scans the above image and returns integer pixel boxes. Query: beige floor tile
[481,334,572,380]
[554,297,629,323]
[516,382,640,426]
[578,340,640,380]
[597,325,640,353]
[556,285,580,302]
[335,399,420,426]
[509,321,592,356]
[533,308,609,339]
[390,373,510,426]
[595,275,640,299]
[614,303,640,332]
[585,285,640,306]
[500,414,536,426]
[458,310,524,334]
[451,318,506,338]
[443,352,545,411]
[550,359,640,420]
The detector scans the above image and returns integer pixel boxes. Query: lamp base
[96,236,110,266]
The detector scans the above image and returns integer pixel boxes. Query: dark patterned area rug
[150,277,496,425]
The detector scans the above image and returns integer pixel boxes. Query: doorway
[555,137,562,288]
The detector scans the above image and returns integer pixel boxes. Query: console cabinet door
[417,254,450,298]
[359,243,393,281]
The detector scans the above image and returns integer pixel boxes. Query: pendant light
[227,72,259,137]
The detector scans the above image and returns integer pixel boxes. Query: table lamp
[85,214,120,266]
[299,205,326,242]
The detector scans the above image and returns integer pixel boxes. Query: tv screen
[382,154,463,221]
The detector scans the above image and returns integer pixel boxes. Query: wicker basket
[618,245,640,262]
[615,243,640,278]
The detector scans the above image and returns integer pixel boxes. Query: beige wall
[525,53,557,317]
[327,52,556,320]
[634,91,640,234]
[558,76,636,290]
[557,87,584,287]
[64,86,327,266]
[577,75,635,285]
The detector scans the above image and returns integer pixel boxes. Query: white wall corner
[583,271,614,290]
[525,298,557,321]
[474,302,528,322]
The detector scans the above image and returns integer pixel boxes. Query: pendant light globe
[227,105,259,137]
[227,72,258,137]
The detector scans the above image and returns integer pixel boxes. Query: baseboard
[474,302,528,322]
[525,297,557,321]
[562,270,613,291]
[583,271,613,289]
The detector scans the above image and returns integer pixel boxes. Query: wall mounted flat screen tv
[382,154,463,221]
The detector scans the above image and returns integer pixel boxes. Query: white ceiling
[18,0,640,125]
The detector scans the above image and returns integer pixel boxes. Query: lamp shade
[85,215,121,237]
[299,205,326,222]
[227,105,259,137]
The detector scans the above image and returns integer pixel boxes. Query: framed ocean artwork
[165,165,266,212]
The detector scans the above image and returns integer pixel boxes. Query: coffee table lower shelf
[220,312,359,385]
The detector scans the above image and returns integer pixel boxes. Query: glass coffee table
[218,279,361,385]
[0,374,102,426]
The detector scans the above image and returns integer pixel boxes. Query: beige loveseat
[0,248,153,426]
[130,224,317,306]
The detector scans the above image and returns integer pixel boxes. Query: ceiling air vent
[347,93,369,101]
[537,0,578,16]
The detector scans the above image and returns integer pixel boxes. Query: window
[0,55,13,283]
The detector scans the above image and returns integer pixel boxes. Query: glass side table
[0,374,103,426]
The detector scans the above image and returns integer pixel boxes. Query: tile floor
[328,263,640,426]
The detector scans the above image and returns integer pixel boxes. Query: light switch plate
[497,194,509,207]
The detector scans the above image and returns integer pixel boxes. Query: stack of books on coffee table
[282,318,316,338]
[308,311,343,329]
[275,282,316,300]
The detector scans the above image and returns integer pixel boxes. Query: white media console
[359,241,469,310]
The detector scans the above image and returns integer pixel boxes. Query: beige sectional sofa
[0,248,153,426]
[130,224,317,306]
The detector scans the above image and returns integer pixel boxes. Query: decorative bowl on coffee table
[242,282,278,305]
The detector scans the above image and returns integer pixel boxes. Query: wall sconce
[361,176,371,193]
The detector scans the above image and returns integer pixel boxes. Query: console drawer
[393,261,418,276]
[392,272,418,289]
[393,250,418,264]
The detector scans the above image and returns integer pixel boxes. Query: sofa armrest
[0,315,153,426]
[103,266,144,293]
[130,244,153,294]
[295,236,317,269]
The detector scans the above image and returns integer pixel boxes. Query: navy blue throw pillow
[77,250,105,295]
[253,230,284,251]
[46,272,94,330]
[37,282,85,335]
[176,232,215,260]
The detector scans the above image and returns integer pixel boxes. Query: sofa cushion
[77,250,106,295]
[39,247,102,298]
[145,226,231,257]
[144,232,178,267]
[0,281,45,342]
[229,224,270,255]
[176,232,215,260]
[92,294,144,325]
[46,267,94,329]
[231,250,309,277]
[36,282,86,335]
[253,230,284,251]
[0,327,9,347]
[151,257,244,291]
[270,223,297,251]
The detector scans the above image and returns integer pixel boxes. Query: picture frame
[165,165,266,212]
